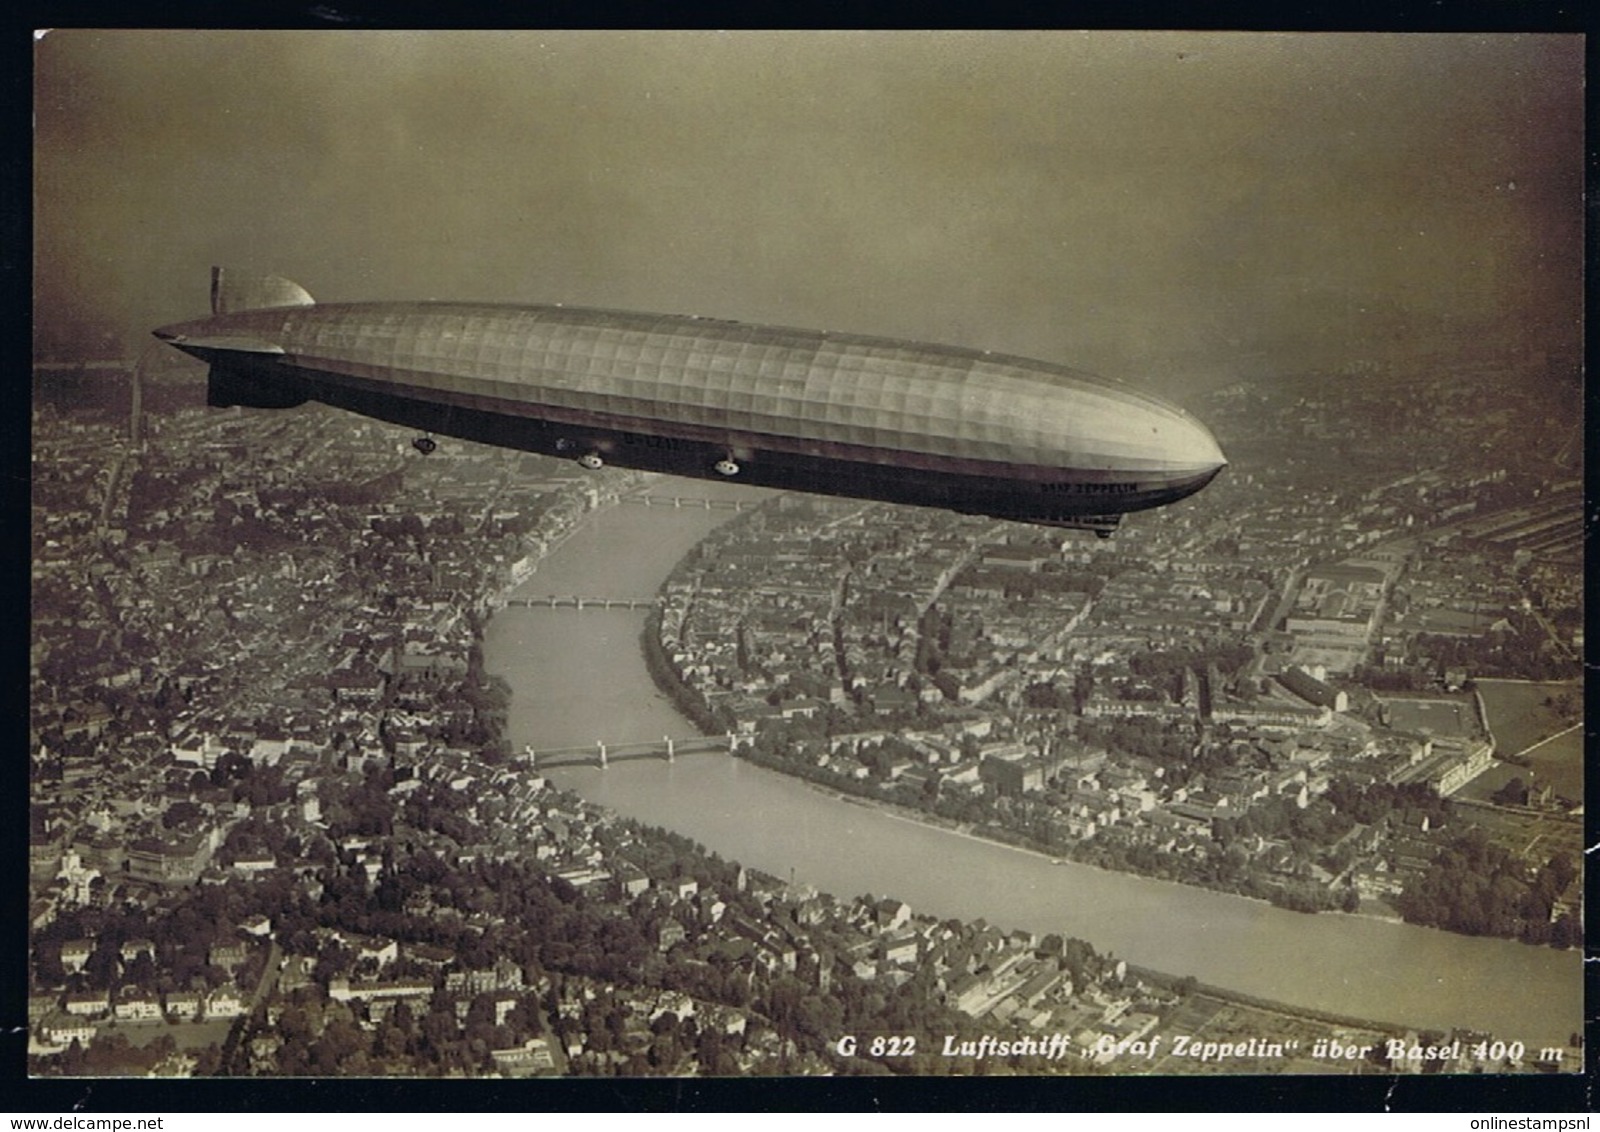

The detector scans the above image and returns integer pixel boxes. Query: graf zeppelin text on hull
[155,269,1226,533]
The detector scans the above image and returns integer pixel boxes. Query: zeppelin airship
[154,268,1225,536]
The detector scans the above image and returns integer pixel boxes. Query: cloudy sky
[33,30,1583,395]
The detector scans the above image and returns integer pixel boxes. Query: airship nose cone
[1174,412,1227,473]
[1124,398,1226,476]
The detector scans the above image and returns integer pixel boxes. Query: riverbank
[484,486,1583,1050]
[649,639,1350,915]
[498,568,1429,1046]
[478,471,651,612]
[631,508,1589,938]
[796,769,1418,931]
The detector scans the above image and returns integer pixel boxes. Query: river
[483,481,1582,1051]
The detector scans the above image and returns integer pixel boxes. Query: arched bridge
[503,595,658,610]
[623,495,756,511]
[526,734,738,769]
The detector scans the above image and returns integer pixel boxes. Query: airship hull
[157,273,1226,530]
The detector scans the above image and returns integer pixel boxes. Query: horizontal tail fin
[211,267,315,316]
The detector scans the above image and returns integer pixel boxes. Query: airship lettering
[1041,481,1139,495]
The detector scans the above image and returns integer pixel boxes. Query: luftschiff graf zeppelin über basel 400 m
[155,269,1226,536]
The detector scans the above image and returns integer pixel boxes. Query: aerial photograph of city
[28,29,1583,1102]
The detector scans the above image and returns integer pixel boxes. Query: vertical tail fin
[211,266,316,315]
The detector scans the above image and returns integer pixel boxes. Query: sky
[33,30,1584,395]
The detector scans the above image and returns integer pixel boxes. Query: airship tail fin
[211,267,316,316]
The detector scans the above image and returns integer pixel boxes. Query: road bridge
[502,595,658,610]
[623,494,757,511]
[526,734,737,769]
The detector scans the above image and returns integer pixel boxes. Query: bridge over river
[526,734,739,769]
[622,494,758,512]
[501,594,657,610]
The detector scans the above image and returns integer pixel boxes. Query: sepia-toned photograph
[29,30,1583,1093]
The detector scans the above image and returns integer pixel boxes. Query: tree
[696,1026,735,1075]
[1022,682,1067,710]
[377,1018,409,1060]
[1544,852,1578,894]
[123,951,157,989]
[1492,777,1528,806]
[313,1017,367,1075]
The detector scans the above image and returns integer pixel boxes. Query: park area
[1474,679,1582,802]
[1380,695,1481,739]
